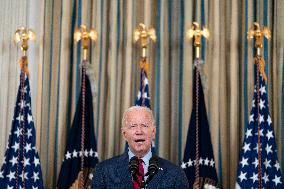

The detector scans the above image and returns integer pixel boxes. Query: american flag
[0,71,44,189]
[135,62,151,108]
[57,62,99,189]
[236,65,283,188]
[181,61,218,188]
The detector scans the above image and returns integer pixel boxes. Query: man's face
[122,109,156,158]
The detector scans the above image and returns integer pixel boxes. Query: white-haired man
[92,106,189,189]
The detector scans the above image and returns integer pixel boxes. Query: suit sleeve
[91,163,106,189]
[174,168,190,189]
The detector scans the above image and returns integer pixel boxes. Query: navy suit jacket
[92,153,189,189]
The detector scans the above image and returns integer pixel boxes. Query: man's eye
[141,124,149,128]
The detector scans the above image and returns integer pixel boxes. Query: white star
[94,152,98,157]
[72,150,78,158]
[240,157,248,167]
[32,171,39,182]
[79,151,83,157]
[259,99,265,110]
[24,143,32,153]
[0,170,3,178]
[199,158,203,165]
[245,129,252,138]
[144,78,149,85]
[89,149,94,157]
[137,92,141,99]
[259,115,264,124]
[249,114,254,124]
[33,157,40,167]
[18,100,26,109]
[23,157,31,167]
[20,172,28,181]
[181,162,187,169]
[266,130,274,141]
[259,85,266,95]
[65,151,71,159]
[274,161,280,171]
[11,142,19,152]
[238,171,247,182]
[265,144,272,155]
[254,143,262,153]
[272,175,282,186]
[187,159,193,167]
[6,171,15,181]
[252,158,258,168]
[84,149,89,157]
[26,129,32,139]
[242,142,250,153]
[255,129,264,137]
[27,114,33,124]
[267,115,272,126]
[32,187,38,189]
[20,86,27,94]
[250,172,258,183]
[14,128,21,137]
[264,158,271,169]
[7,185,13,189]
[252,99,255,107]
[263,172,269,183]
[89,173,94,180]
[142,92,148,98]
[209,159,215,167]
[9,156,18,166]
[204,158,209,166]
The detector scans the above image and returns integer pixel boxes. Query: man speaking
[92,106,189,188]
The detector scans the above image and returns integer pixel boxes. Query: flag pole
[186,22,209,189]
[247,22,271,189]
[13,27,36,189]
[133,23,156,106]
[74,24,97,189]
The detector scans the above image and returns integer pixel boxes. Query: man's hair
[122,106,155,127]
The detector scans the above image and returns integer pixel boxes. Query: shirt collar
[128,149,152,165]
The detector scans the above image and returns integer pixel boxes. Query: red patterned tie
[133,159,144,189]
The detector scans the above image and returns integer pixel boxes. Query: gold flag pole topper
[74,24,97,61]
[133,23,156,76]
[186,22,209,59]
[14,27,36,79]
[247,22,271,81]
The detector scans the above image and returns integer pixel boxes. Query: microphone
[128,156,139,175]
[146,155,159,177]
[144,155,159,187]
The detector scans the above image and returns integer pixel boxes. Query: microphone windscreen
[148,156,159,176]
[128,156,139,175]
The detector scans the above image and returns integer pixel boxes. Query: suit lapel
[115,153,132,185]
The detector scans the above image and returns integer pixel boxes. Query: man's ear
[121,127,127,140]
[151,127,156,139]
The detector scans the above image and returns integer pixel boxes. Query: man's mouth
[135,139,145,144]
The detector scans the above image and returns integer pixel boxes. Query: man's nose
[135,126,144,134]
